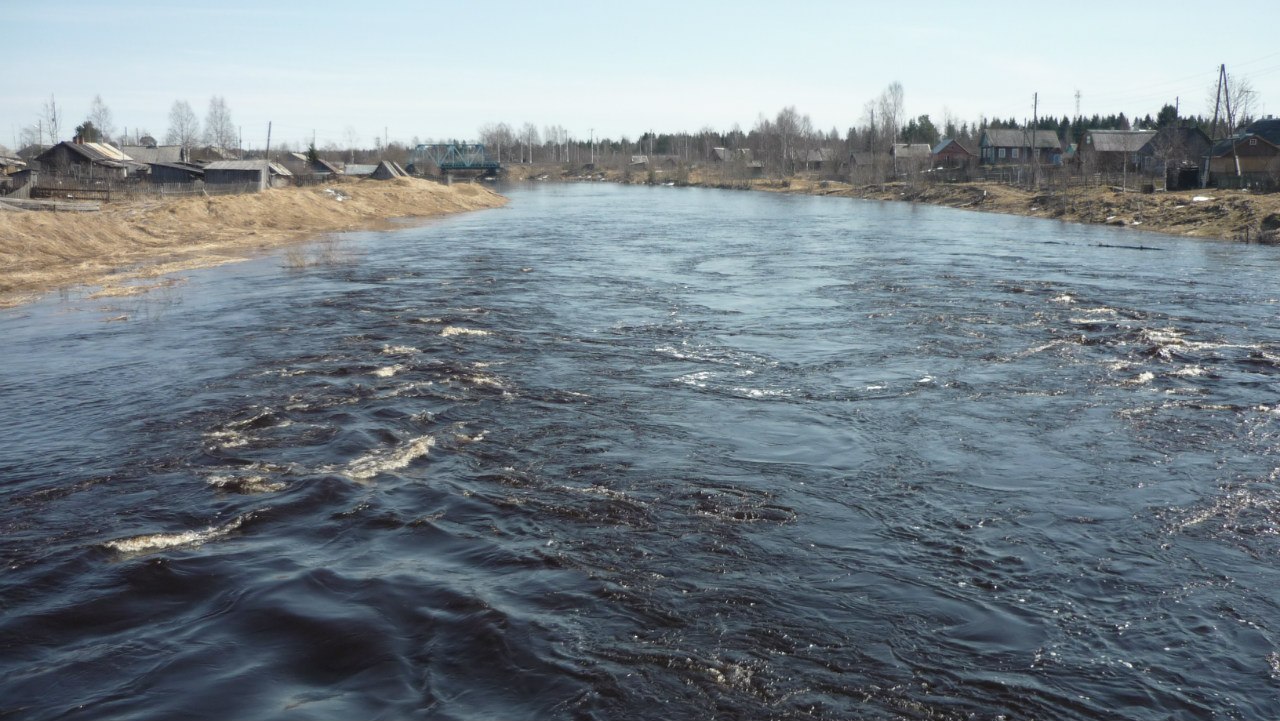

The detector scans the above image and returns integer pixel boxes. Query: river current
[3,183,1280,719]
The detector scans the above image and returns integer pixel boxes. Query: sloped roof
[1210,133,1280,157]
[121,145,184,164]
[204,159,292,175]
[931,138,974,156]
[891,143,932,159]
[345,163,377,176]
[38,141,144,169]
[147,161,204,176]
[1086,130,1156,153]
[1246,118,1280,145]
[983,128,1062,150]
[371,160,409,179]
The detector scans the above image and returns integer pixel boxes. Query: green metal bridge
[409,144,500,174]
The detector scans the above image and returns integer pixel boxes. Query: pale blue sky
[5,0,1279,150]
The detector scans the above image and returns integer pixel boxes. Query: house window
[1011,148,1020,159]
[1250,138,1258,146]
[998,148,1006,159]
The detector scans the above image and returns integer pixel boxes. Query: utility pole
[1032,92,1039,189]
[265,121,272,163]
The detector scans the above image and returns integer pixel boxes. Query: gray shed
[203,160,292,191]
[370,160,408,180]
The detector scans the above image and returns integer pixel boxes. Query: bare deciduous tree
[203,96,236,150]
[87,95,115,143]
[42,94,62,145]
[519,123,540,163]
[877,81,904,145]
[165,100,200,153]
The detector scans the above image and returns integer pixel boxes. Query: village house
[1136,126,1212,189]
[1077,129,1156,173]
[931,138,976,168]
[203,159,291,191]
[1208,133,1280,189]
[34,140,146,180]
[890,143,932,176]
[979,128,1063,165]
[802,148,837,172]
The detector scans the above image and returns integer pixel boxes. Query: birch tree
[164,100,200,153]
[203,95,236,150]
[87,95,115,143]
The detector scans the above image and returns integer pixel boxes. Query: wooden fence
[5,177,264,202]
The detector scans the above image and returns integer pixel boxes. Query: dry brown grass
[0,178,505,307]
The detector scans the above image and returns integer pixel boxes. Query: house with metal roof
[979,128,1062,165]
[34,141,146,179]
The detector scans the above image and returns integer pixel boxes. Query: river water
[3,183,1280,719]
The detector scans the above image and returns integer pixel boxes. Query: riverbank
[769,178,1280,243]
[503,162,1280,243]
[0,178,506,307]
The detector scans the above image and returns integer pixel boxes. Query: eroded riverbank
[0,178,506,307]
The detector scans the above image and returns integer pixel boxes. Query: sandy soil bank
[0,177,506,307]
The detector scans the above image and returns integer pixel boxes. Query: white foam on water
[732,386,790,399]
[381,345,419,355]
[1126,372,1156,385]
[1169,366,1207,378]
[1051,294,1075,304]
[372,364,405,378]
[676,371,714,388]
[206,473,286,494]
[441,326,490,337]
[344,435,435,482]
[205,429,249,448]
[103,513,252,554]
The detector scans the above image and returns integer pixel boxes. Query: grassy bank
[0,177,506,307]
[504,161,1280,244]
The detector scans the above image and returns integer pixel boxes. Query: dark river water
[4,183,1280,719]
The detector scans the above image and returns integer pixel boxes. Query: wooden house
[890,143,932,176]
[979,129,1062,165]
[1208,133,1280,187]
[1135,126,1211,188]
[35,141,146,179]
[1078,130,1156,172]
[931,139,975,168]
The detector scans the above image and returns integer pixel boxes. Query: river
[3,183,1280,719]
